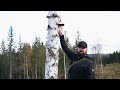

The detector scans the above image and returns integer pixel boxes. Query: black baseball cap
[77,41,87,48]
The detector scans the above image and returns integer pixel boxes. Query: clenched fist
[58,26,63,36]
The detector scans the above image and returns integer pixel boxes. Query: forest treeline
[0,26,71,79]
[0,26,120,79]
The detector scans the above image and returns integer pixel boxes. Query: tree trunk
[9,45,12,79]
[64,31,67,79]
[45,11,62,79]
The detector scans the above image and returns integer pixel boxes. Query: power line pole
[45,11,64,79]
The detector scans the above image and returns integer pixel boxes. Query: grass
[95,63,120,79]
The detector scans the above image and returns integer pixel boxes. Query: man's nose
[79,48,83,50]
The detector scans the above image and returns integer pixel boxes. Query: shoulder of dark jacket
[85,54,92,60]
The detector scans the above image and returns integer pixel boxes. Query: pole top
[47,11,61,18]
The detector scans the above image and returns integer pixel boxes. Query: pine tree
[8,26,14,79]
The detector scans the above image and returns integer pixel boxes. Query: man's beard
[78,51,87,58]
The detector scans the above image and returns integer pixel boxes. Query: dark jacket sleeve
[60,35,78,62]
[86,61,95,79]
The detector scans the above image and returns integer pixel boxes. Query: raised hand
[58,26,63,36]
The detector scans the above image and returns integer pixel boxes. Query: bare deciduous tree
[45,11,63,79]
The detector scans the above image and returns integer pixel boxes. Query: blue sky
[0,11,120,54]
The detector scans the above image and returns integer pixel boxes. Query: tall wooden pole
[45,11,63,79]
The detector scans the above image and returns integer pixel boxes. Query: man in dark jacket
[58,26,95,79]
